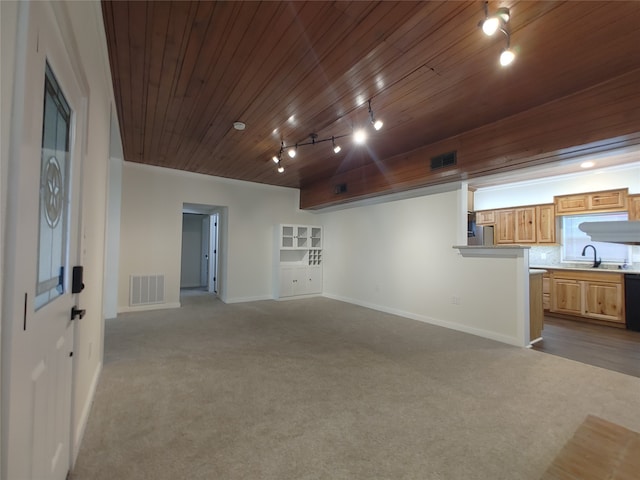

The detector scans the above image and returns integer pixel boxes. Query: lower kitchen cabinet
[548,269,625,325]
[552,278,582,315]
[583,281,623,323]
[279,266,322,298]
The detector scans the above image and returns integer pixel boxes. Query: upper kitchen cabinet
[496,210,516,244]
[554,188,628,215]
[475,203,556,245]
[514,207,536,243]
[536,204,556,243]
[628,194,640,221]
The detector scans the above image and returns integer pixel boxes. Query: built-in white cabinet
[275,224,323,298]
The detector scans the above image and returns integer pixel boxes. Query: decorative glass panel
[36,63,72,309]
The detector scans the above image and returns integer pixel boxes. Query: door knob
[70,305,86,321]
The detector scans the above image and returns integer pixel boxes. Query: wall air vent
[130,274,165,306]
[334,183,348,194]
[430,151,457,171]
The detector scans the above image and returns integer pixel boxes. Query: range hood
[579,221,640,246]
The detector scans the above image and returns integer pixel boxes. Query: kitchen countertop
[530,264,640,274]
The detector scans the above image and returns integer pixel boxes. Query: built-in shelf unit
[274,224,323,298]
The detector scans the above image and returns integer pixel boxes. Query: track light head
[481,4,510,36]
[332,137,341,154]
[368,99,383,131]
[500,47,515,66]
[277,164,284,173]
[272,155,279,163]
[353,129,367,145]
[288,145,297,158]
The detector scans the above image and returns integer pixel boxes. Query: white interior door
[201,215,210,288]
[4,2,85,479]
[209,213,219,293]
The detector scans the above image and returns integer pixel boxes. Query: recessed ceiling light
[233,121,246,131]
[580,161,595,169]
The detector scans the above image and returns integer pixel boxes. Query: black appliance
[625,274,640,331]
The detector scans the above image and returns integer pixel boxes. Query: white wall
[103,106,123,320]
[318,189,530,347]
[118,163,319,309]
[474,162,640,210]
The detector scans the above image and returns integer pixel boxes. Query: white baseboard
[322,292,522,347]
[72,360,102,466]
[117,301,181,313]
[224,294,272,304]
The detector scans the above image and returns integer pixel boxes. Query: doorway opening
[180,204,226,301]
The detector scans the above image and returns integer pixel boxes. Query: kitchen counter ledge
[530,265,640,274]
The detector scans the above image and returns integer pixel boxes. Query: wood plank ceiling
[102,1,640,208]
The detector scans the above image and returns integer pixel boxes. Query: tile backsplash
[529,245,640,270]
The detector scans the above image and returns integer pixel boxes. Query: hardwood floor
[540,415,640,480]
[532,316,640,379]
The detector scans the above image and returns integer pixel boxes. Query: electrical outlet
[451,296,461,305]
[541,253,547,260]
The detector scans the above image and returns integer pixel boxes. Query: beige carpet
[71,296,640,480]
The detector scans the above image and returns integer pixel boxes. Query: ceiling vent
[430,151,457,171]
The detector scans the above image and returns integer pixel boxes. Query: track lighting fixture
[353,129,367,145]
[332,136,341,154]
[479,2,515,67]
[270,99,385,173]
[480,3,510,36]
[368,99,383,130]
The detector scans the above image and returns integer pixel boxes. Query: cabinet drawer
[589,190,626,211]
[555,194,588,214]
[476,210,495,225]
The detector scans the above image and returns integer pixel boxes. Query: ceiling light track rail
[272,99,383,174]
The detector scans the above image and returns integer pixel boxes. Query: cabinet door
[536,204,556,243]
[628,194,640,221]
[306,266,323,294]
[279,266,297,297]
[310,226,323,249]
[584,281,623,323]
[295,226,309,248]
[476,210,495,225]
[496,210,515,244]
[280,225,295,249]
[588,190,626,211]
[551,279,582,315]
[555,194,588,214]
[515,207,536,243]
[542,274,550,310]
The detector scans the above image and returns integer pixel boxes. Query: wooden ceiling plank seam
[185,2,340,169]
[126,0,152,160]
[142,0,172,164]
[151,2,201,164]
[183,2,287,149]
[245,1,424,152]
[101,2,131,161]
[176,2,268,172]
[108,1,137,162]
[156,1,201,161]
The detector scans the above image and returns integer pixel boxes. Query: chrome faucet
[581,244,601,268]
